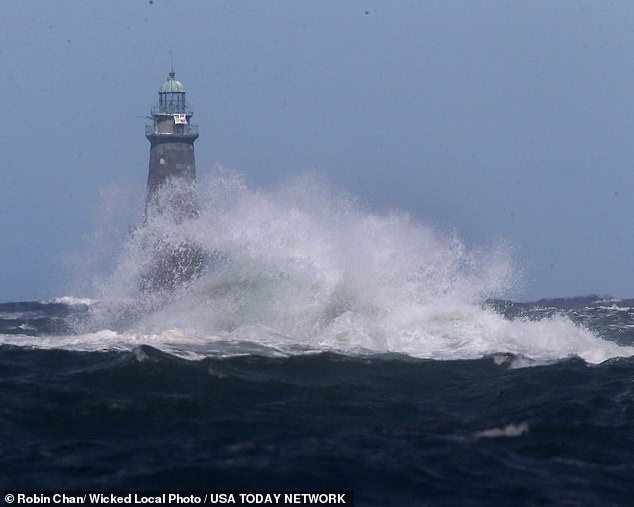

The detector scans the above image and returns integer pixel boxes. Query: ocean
[2,172,634,505]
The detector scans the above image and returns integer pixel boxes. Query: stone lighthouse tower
[145,70,199,221]
[139,70,204,292]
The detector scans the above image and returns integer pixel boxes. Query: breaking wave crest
[7,168,634,363]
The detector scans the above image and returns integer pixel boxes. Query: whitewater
[2,168,631,364]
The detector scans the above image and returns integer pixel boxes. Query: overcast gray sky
[2,1,634,302]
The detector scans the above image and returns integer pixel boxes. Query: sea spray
[11,168,634,363]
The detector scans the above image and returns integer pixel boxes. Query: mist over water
[16,168,634,363]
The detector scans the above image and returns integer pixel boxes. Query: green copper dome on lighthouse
[152,69,192,115]
[160,71,185,93]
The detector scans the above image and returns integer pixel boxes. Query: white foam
[42,296,95,306]
[16,168,632,364]
[474,422,530,439]
[0,313,27,321]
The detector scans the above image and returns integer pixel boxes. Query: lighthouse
[139,70,204,292]
[145,70,199,221]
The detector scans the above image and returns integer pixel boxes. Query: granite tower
[140,70,204,292]
[145,70,199,221]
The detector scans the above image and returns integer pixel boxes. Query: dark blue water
[2,297,634,505]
